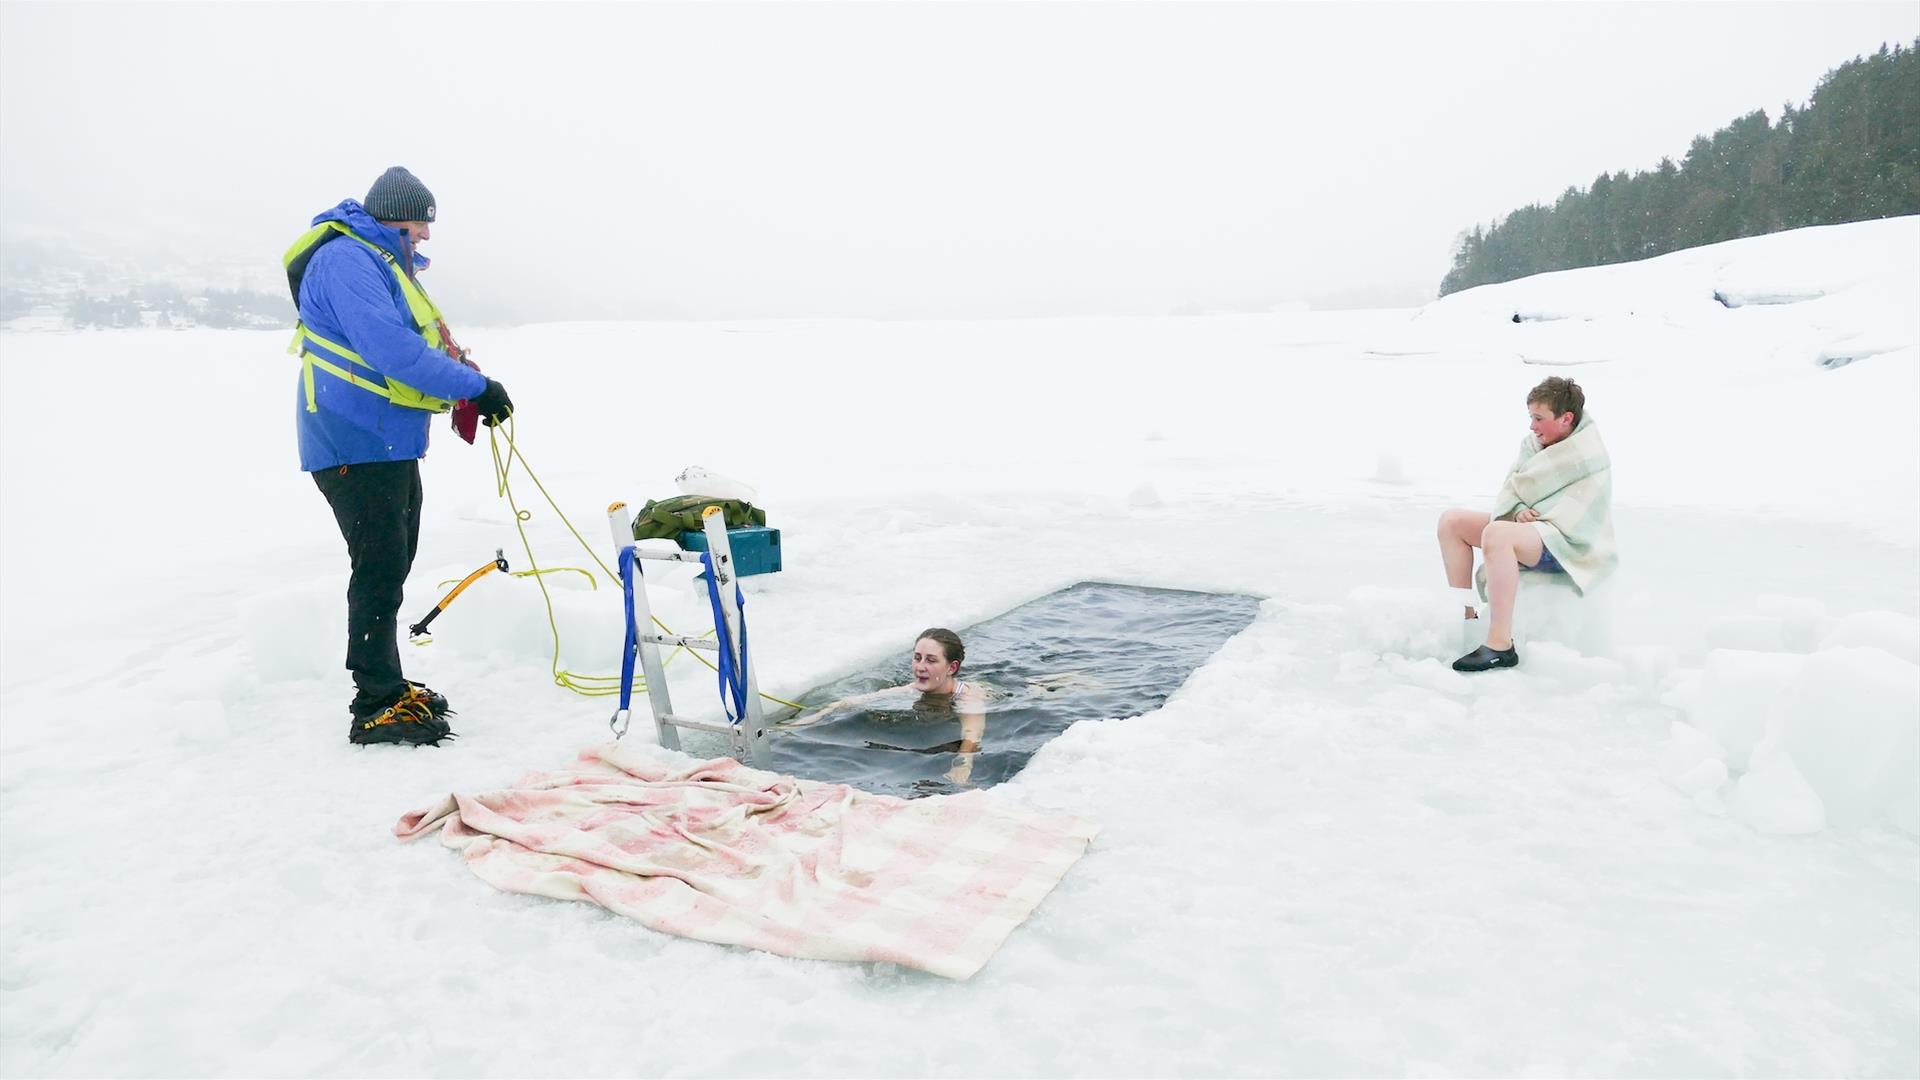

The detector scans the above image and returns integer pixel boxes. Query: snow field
[1,218,1916,1076]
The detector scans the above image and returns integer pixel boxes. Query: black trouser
[312,459,423,716]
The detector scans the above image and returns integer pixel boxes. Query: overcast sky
[2,2,1914,320]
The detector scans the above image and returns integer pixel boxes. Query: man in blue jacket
[287,166,513,747]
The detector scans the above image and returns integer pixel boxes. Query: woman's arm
[946,696,988,784]
[957,708,985,753]
[782,685,900,726]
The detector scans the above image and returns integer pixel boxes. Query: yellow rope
[485,420,803,710]
[512,566,597,589]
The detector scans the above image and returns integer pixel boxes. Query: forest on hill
[1440,39,1919,296]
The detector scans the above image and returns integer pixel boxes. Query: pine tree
[1437,38,1920,295]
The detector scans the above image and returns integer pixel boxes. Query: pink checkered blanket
[395,742,1099,980]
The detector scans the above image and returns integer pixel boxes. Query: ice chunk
[1760,647,1920,829]
[1660,721,1726,785]
[1659,669,1701,715]
[1506,573,1613,656]
[1699,614,1790,654]
[1385,655,1473,696]
[1340,586,1464,661]
[1686,650,1805,771]
[1819,611,1920,666]
[1673,758,1729,797]
[1727,746,1826,834]
[1814,337,1910,371]
[1710,286,1825,308]
[1521,641,1626,688]
[1617,645,1678,693]
[1661,722,1731,811]
[1752,596,1829,653]
[1456,615,1483,658]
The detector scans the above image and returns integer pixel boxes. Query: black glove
[473,379,514,426]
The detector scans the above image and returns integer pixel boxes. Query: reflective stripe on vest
[281,221,454,414]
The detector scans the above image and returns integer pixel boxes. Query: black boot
[1452,644,1520,672]
[406,680,453,718]
[349,689,453,746]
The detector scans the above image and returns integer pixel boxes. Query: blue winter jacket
[293,200,488,472]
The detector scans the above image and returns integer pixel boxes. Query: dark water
[766,581,1261,798]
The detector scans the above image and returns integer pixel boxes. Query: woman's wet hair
[916,627,965,667]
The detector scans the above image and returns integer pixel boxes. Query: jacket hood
[311,199,430,273]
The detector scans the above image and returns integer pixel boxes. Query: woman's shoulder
[955,681,994,704]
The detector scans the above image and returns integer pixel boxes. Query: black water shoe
[1452,644,1519,672]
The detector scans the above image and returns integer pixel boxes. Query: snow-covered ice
[2,219,1917,1076]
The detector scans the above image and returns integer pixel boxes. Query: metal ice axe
[408,549,510,644]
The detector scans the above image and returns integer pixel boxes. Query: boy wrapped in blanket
[1434,376,1618,672]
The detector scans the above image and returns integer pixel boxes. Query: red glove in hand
[452,399,479,444]
[450,352,483,444]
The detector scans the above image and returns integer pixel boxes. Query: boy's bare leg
[1478,521,1545,649]
[1436,509,1491,617]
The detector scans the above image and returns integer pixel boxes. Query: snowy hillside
[1,217,1916,1076]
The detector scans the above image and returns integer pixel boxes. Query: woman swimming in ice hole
[786,628,988,784]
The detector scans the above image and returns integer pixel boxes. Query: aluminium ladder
[605,501,772,766]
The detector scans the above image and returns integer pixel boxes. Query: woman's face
[910,638,959,692]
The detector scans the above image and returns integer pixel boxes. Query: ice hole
[762,582,1261,798]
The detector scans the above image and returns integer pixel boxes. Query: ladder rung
[634,550,709,564]
[643,634,718,651]
[659,715,738,736]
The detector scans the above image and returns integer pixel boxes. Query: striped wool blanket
[395,742,1098,980]
[1481,413,1619,596]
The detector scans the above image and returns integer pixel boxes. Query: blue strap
[733,581,750,713]
[617,547,640,714]
[701,553,750,724]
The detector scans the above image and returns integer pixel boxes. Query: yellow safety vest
[281,221,457,414]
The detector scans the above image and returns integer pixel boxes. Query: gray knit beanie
[364,166,436,223]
